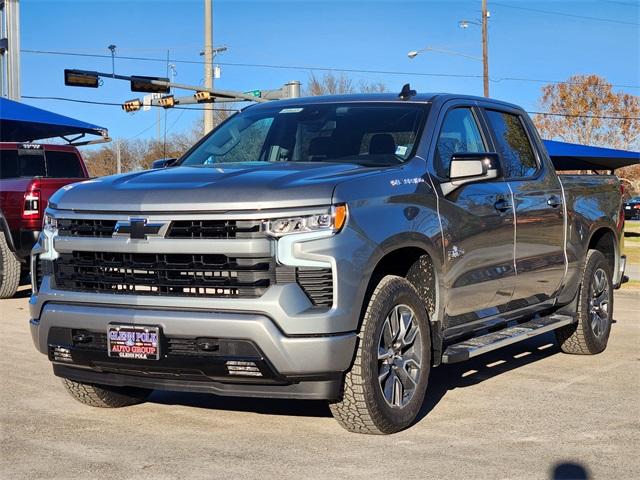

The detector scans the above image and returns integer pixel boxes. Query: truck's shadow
[148,332,562,422]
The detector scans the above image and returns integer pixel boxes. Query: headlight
[264,204,347,238]
[43,214,57,234]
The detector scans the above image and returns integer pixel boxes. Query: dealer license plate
[107,325,161,360]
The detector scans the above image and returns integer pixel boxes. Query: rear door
[483,108,565,305]
[431,103,516,327]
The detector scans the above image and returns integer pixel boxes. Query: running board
[442,314,575,364]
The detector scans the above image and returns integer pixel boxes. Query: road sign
[142,93,162,111]
[243,90,261,98]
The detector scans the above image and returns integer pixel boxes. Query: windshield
[181,103,428,168]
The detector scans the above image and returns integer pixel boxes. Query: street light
[407,46,481,62]
[458,0,490,97]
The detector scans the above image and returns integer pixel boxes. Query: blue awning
[544,139,640,171]
[0,97,108,142]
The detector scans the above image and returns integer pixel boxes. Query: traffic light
[130,76,170,94]
[157,95,175,108]
[64,69,99,88]
[194,91,212,102]
[122,99,142,112]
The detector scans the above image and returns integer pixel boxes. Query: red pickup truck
[0,143,89,298]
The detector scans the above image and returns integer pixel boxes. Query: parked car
[29,93,626,434]
[624,196,640,220]
[0,143,89,298]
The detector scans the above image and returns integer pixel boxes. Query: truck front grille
[56,219,262,239]
[54,251,273,298]
[167,220,262,239]
[57,219,117,238]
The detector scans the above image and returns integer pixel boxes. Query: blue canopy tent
[544,139,640,171]
[0,97,108,143]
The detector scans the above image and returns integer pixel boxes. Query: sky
[18,0,640,145]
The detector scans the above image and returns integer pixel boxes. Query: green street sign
[244,90,261,98]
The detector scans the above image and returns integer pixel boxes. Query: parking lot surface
[1,288,638,480]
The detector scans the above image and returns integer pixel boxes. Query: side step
[442,314,575,364]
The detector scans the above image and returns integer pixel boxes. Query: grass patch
[624,245,640,265]
[625,220,640,236]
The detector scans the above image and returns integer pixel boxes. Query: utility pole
[481,0,489,98]
[203,0,214,135]
[116,141,122,174]
[0,0,21,99]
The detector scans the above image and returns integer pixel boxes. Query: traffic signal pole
[203,0,214,135]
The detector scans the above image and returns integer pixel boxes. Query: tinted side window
[45,151,85,177]
[18,152,46,177]
[0,150,19,179]
[435,108,487,178]
[485,110,538,178]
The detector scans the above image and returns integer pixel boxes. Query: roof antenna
[398,83,417,100]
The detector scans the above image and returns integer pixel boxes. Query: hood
[49,162,384,212]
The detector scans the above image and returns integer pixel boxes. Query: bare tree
[305,72,387,96]
[82,107,237,177]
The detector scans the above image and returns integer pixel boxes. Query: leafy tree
[533,74,640,197]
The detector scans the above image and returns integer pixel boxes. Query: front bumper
[31,303,357,400]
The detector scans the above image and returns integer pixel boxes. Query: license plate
[107,325,161,360]
[626,206,631,209]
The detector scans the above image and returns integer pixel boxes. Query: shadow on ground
[550,461,591,480]
[149,332,564,422]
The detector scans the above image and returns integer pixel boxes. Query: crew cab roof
[246,92,524,112]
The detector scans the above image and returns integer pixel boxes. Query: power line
[21,48,640,89]
[492,2,639,26]
[23,94,640,121]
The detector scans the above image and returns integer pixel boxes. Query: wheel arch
[587,226,618,276]
[359,236,445,366]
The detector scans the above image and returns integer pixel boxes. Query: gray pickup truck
[30,92,626,434]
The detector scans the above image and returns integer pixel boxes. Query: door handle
[547,195,561,208]
[494,198,512,212]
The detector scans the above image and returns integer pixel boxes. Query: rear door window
[0,150,19,179]
[1,150,47,178]
[485,110,538,178]
[0,149,83,178]
[44,151,85,177]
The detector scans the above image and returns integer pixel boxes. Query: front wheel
[330,275,431,434]
[555,249,613,355]
[62,379,152,408]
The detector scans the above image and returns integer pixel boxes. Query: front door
[432,106,516,327]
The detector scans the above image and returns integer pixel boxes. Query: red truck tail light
[22,189,41,219]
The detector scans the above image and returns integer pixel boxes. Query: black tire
[555,250,613,355]
[0,232,21,299]
[62,379,151,408]
[330,275,431,434]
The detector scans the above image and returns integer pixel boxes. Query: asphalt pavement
[1,288,638,480]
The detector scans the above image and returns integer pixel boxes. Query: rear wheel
[330,275,431,434]
[62,379,152,408]
[0,232,21,299]
[555,250,613,355]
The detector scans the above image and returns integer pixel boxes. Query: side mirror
[151,158,178,169]
[441,153,501,195]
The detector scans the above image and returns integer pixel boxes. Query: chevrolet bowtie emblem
[113,219,167,240]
